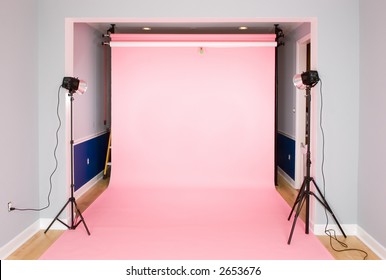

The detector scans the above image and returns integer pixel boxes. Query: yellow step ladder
[103,131,111,179]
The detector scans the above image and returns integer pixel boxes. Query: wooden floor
[5,178,109,260]
[6,175,380,260]
[276,175,380,260]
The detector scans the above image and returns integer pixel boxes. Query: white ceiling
[87,21,304,35]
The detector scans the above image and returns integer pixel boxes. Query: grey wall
[4,0,383,252]
[0,0,39,247]
[278,23,310,138]
[358,0,386,247]
[73,23,109,142]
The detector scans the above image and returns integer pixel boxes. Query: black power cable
[11,85,62,212]
[318,78,368,260]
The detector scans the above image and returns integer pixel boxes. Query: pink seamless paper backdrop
[40,39,333,260]
[111,45,275,189]
[40,186,333,259]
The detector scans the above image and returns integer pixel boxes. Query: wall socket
[8,202,12,212]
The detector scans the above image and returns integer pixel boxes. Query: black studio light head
[293,70,320,90]
[62,77,87,94]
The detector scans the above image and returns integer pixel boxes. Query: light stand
[287,72,346,244]
[45,78,90,235]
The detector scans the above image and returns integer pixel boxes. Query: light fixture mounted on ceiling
[238,26,248,30]
[142,27,152,31]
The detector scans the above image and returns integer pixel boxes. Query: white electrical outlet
[8,202,12,212]
[87,158,90,165]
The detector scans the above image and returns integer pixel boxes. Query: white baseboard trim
[314,223,385,259]
[39,218,69,230]
[0,173,105,260]
[277,167,295,188]
[313,223,358,236]
[0,220,40,259]
[75,171,104,200]
[0,218,69,260]
[357,226,386,260]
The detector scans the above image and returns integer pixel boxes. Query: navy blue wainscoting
[74,132,109,191]
[277,132,295,180]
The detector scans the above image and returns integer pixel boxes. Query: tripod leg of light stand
[72,198,91,235]
[310,178,347,238]
[44,199,71,234]
[287,186,307,244]
[44,197,90,235]
[288,177,307,220]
